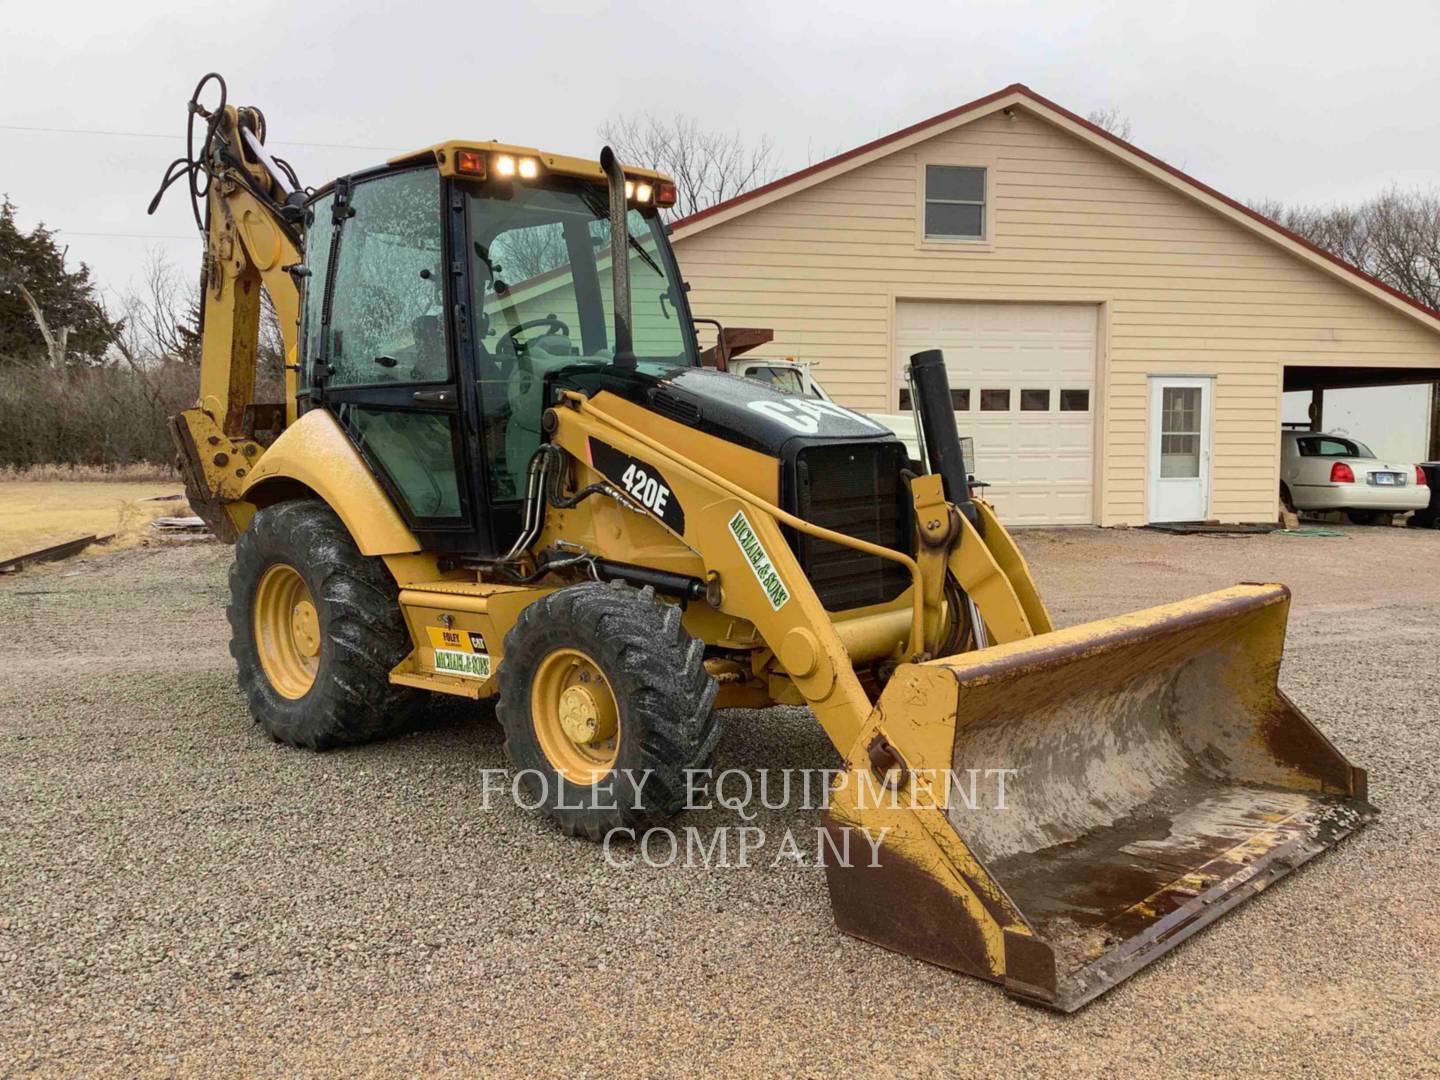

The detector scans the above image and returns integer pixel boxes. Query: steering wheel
[496,315,570,359]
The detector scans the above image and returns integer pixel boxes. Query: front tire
[497,582,719,840]
[228,500,421,748]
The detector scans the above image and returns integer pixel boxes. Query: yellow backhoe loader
[154,74,1373,1011]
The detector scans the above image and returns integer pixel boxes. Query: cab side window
[299,192,334,389]
[326,168,447,387]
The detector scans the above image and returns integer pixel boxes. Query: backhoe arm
[197,179,302,435]
[155,83,307,540]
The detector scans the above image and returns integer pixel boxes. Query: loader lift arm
[538,364,1373,1012]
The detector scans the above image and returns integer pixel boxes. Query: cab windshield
[467,181,694,499]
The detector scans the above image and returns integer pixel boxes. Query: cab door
[304,165,487,553]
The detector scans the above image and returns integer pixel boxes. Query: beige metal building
[670,84,1440,526]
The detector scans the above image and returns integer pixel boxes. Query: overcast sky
[4,0,1438,301]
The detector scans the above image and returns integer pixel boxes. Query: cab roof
[390,140,672,184]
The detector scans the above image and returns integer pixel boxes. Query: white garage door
[895,300,1097,526]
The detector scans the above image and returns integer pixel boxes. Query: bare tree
[1252,187,1440,311]
[599,113,780,220]
[113,249,283,368]
[121,250,202,365]
[806,138,845,167]
[105,248,288,405]
[488,223,570,286]
[1086,107,1133,142]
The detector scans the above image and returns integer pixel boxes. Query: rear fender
[240,409,420,556]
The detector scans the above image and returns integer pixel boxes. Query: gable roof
[671,83,1440,334]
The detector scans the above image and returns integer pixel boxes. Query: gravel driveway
[2,525,1437,1076]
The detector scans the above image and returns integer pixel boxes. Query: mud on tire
[497,581,720,840]
[228,499,421,748]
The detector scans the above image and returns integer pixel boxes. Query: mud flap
[825,583,1376,1011]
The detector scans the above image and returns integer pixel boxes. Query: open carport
[1284,365,1440,463]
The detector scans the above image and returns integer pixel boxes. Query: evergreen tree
[0,197,122,364]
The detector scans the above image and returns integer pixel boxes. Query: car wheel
[1345,509,1388,526]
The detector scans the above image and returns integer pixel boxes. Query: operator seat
[503,334,577,491]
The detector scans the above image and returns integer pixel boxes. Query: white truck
[699,325,941,466]
[724,354,982,487]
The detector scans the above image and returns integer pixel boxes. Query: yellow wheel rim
[253,563,321,700]
[531,647,620,784]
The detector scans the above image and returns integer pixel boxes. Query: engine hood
[643,367,896,456]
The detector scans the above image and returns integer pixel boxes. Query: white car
[1280,430,1430,524]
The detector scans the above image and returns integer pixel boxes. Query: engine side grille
[650,388,702,426]
[786,441,912,612]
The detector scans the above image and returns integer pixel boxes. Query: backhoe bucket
[824,584,1374,1012]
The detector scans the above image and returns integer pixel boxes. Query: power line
[56,231,199,240]
[0,122,407,153]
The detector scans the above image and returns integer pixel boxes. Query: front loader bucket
[824,584,1374,1012]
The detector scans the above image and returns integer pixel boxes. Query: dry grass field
[0,471,183,564]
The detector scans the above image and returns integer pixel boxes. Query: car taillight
[1418,465,1429,487]
[1330,461,1355,483]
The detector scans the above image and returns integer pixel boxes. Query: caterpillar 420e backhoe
[155,75,1373,1011]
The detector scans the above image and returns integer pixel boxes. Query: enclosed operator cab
[297,144,699,555]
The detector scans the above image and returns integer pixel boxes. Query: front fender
[241,409,420,556]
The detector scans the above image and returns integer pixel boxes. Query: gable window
[924,165,986,239]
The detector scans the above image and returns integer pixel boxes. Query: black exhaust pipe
[909,349,981,533]
[599,146,636,370]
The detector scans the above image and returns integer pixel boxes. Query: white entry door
[1148,377,1212,522]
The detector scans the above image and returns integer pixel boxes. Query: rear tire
[228,500,422,748]
[497,581,719,840]
[1346,509,1388,526]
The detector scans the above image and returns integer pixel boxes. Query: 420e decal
[587,438,686,535]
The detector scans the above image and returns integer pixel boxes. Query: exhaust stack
[909,349,980,532]
[599,146,635,370]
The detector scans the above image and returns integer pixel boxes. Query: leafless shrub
[0,247,295,470]
[0,360,193,468]
[599,114,780,220]
[0,462,176,482]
